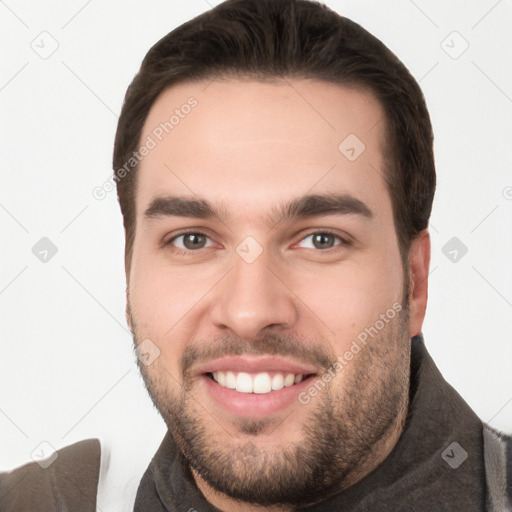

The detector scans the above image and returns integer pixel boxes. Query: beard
[131,294,411,507]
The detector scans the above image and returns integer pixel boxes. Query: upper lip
[193,356,318,376]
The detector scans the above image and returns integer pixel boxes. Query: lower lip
[200,375,314,417]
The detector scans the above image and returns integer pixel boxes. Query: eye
[168,232,214,251]
[297,231,345,250]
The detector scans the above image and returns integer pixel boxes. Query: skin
[126,78,430,510]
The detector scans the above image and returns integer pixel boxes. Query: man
[1,0,510,510]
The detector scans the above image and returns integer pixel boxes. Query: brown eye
[170,233,212,250]
[298,232,343,250]
[312,233,336,249]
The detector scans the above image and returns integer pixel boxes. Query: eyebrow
[144,193,373,226]
[273,193,373,225]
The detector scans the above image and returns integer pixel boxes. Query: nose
[209,251,299,340]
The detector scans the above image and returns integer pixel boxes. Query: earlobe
[408,229,431,338]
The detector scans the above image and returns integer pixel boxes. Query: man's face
[127,79,415,506]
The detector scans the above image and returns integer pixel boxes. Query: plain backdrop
[1,0,511,479]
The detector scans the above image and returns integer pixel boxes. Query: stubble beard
[132,297,411,507]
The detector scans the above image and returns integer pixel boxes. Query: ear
[125,287,133,333]
[125,247,133,332]
[408,229,430,337]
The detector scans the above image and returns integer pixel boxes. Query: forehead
[136,78,390,222]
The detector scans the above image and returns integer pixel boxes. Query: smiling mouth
[207,371,314,394]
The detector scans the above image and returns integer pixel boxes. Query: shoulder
[483,423,512,511]
[0,438,101,512]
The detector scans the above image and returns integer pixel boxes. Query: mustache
[181,332,336,380]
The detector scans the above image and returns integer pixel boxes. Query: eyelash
[165,229,351,255]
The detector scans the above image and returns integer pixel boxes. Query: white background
[1,0,511,486]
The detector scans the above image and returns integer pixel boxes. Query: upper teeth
[212,371,304,394]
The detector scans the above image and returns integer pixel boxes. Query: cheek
[130,269,184,331]
[128,248,216,350]
[129,269,189,382]
[288,252,404,352]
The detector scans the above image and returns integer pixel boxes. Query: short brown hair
[113,0,435,269]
